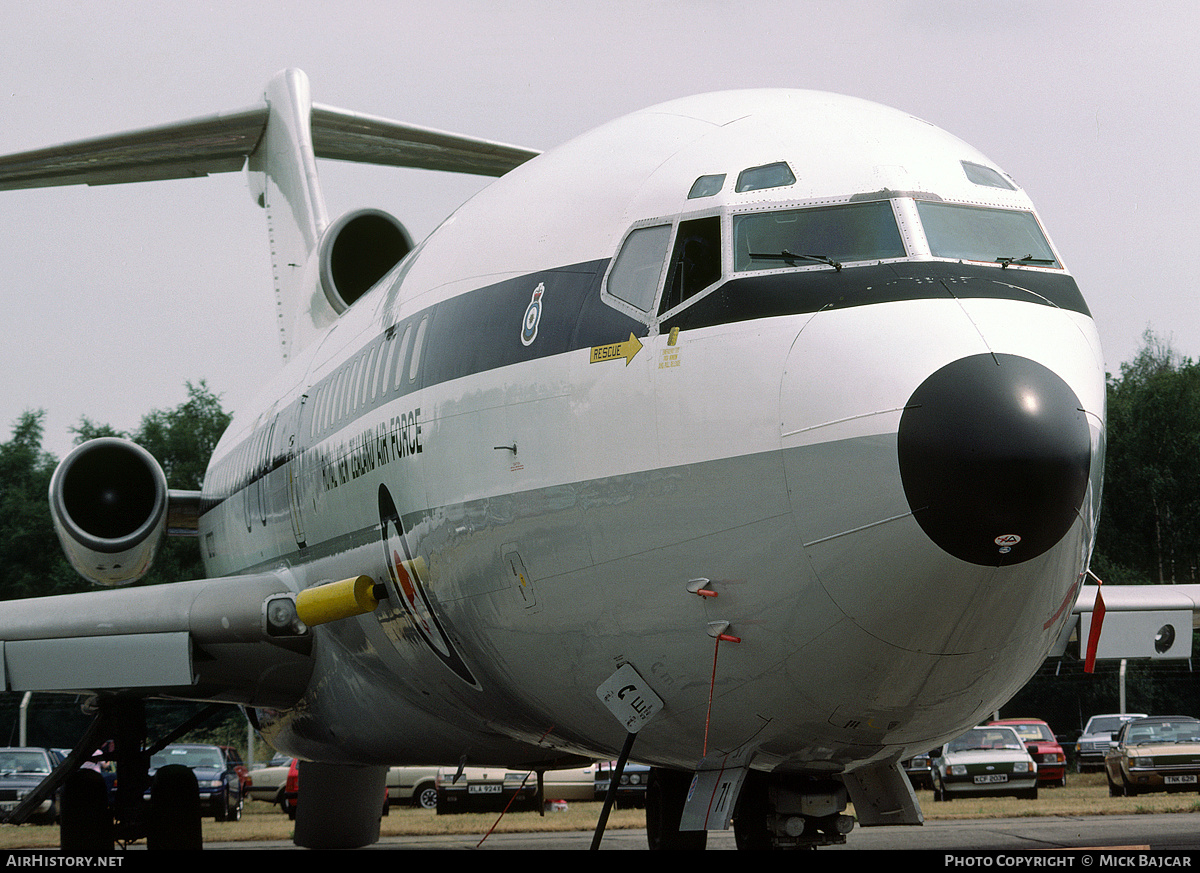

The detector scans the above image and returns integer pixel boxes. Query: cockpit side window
[607,224,672,311]
[916,201,1059,268]
[659,216,722,315]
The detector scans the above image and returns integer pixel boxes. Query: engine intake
[318,209,413,313]
[48,438,169,585]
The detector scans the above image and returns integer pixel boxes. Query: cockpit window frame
[600,217,675,324]
[735,161,797,194]
[653,206,729,324]
[601,206,732,328]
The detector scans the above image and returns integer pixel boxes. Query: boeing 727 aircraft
[0,70,1108,850]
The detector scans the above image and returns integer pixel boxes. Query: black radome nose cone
[897,354,1091,565]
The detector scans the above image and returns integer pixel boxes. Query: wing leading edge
[1071,583,1200,662]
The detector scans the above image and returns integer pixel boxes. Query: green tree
[1094,331,1200,585]
[130,381,230,492]
[0,411,86,599]
[125,382,231,586]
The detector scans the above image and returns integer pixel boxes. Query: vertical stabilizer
[247,69,334,363]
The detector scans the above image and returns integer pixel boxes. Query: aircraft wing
[1071,583,1200,663]
[0,101,539,191]
[1073,584,1200,620]
[0,571,313,708]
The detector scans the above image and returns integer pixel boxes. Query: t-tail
[0,68,538,362]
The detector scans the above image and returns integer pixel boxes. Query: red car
[989,718,1067,787]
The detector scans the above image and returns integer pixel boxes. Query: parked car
[541,765,597,802]
[901,754,933,790]
[435,766,539,814]
[283,757,299,819]
[387,767,440,809]
[594,761,650,806]
[1104,715,1200,797]
[989,718,1067,787]
[147,744,245,821]
[246,753,294,805]
[930,725,1038,801]
[0,747,62,824]
[1076,713,1146,772]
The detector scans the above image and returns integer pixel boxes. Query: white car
[932,726,1039,801]
[246,753,293,804]
[387,767,440,809]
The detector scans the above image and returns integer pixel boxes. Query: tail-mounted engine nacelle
[49,438,169,586]
[317,209,413,314]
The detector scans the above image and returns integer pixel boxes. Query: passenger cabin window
[733,200,905,272]
[659,216,722,315]
[392,324,413,391]
[916,201,1059,268]
[408,316,428,382]
[608,224,671,311]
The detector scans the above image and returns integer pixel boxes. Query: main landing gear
[58,697,230,851]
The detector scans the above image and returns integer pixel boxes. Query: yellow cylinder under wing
[295,575,378,626]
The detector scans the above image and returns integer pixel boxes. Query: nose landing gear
[732,771,854,850]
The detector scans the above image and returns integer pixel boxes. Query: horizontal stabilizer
[0,91,538,192]
[0,107,269,190]
[309,104,540,176]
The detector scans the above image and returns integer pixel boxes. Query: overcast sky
[1,1,1197,459]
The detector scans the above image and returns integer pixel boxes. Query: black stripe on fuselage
[662,260,1089,333]
[202,258,1088,511]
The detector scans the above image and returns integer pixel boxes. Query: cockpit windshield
[916,201,1059,268]
[733,200,905,272]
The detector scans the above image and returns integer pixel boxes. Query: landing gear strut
[732,771,855,850]
[58,697,229,850]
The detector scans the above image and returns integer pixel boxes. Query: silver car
[1076,713,1147,772]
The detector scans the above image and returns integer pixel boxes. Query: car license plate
[974,774,1008,784]
[469,784,503,794]
[1165,775,1197,785]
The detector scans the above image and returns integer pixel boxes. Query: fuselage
[198,90,1105,777]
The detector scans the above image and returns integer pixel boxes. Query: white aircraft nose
[779,304,1101,662]
[896,352,1092,566]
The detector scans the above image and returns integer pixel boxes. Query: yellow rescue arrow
[589,333,643,366]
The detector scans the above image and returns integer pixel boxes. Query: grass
[3,773,1200,849]
[0,798,649,849]
[911,771,1200,819]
